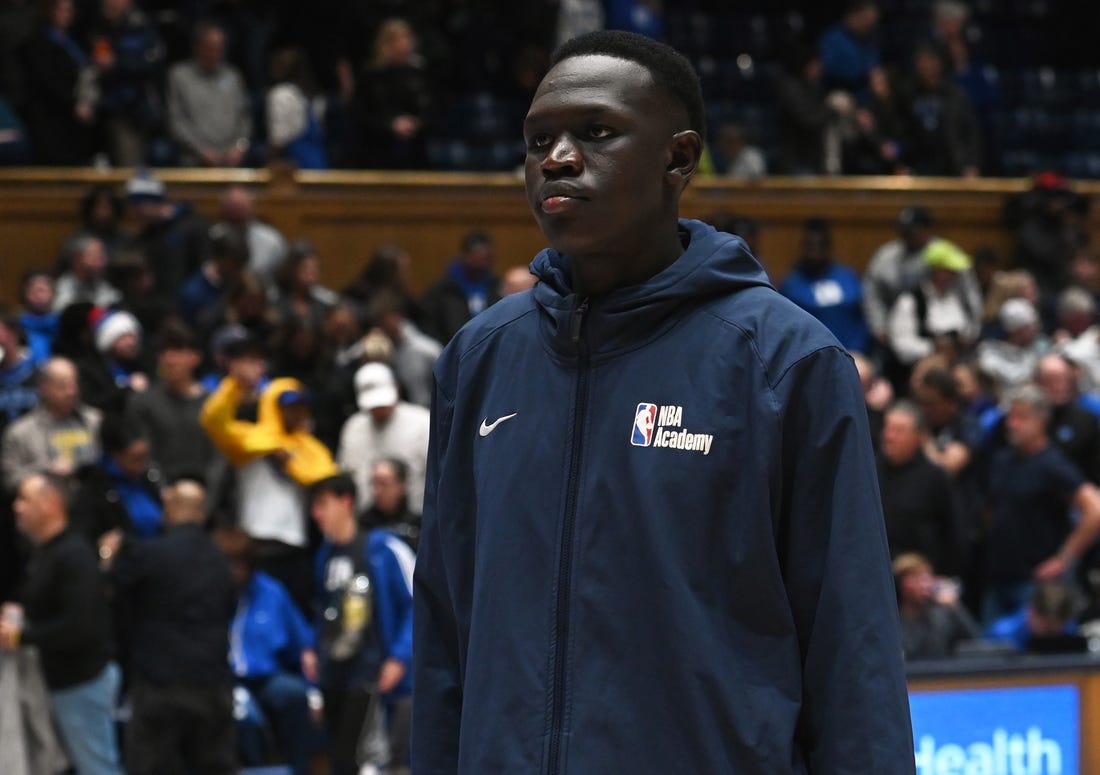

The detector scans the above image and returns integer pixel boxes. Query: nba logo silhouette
[631,403,657,447]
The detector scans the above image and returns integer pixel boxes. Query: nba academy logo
[631,403,657,446]
[630,402,715,456]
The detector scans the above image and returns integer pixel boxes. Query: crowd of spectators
[1,1,1100,770]
[754,171,1100,660]
[0,170,534,774]
[1,163,1098,769]
[1,0,1098,176]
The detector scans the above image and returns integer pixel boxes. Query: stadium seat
[1078,69,1100,107]
[999,149,1043,176]
[1064,152,1100,180]
[1071,110,1100,150]
[1019,67,1074,108]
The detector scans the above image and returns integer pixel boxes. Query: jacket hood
[246,377,339,485]
[257,377,305,429]
[530,218,772,355]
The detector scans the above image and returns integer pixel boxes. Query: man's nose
[542,134,583,175]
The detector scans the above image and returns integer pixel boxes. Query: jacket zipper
[547,298,589,774]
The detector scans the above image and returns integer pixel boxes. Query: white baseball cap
[355,362,399,411]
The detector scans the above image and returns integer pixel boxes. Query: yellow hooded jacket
[200,376,339,486]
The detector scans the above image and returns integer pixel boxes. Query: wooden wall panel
[0,169,1093,305]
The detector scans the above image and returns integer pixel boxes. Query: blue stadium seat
[713,58,773,102]
[706,102,772,147]
[674,12,716,55]
[1019,67,1073,108]
[880,20,927,60]
[1078,69,1100,107]
[665,11,694,53]
[979,26,1045,66]
[1000,149,1042,176]
[478,140,525,172]
[428,139,475,171]
[1071,110,1100,150]
[705,100,740,130]
[1064,153,1100,180]
[711,13,772,58]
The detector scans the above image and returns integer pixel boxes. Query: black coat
[20,27,93,164]
[110,523,236,685]
[773,72,829,174]
[420,273,502,345]
[70,461,163,544]
[356,62,432,169]
[135,204,211,306]
[899,80,982,175]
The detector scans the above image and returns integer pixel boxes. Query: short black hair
[804,217,832,241]
[222,335,266,360]
[461,230,492,253]
[921,368,961,403]
[308,472,358,503]
[164,470,207,488]
[20,267,53,295]
[100,413,147,456]
[1031,580,1080,622]
[192,19,225,48]
[80,183,124,225]
[158,318,200,352]
[375,457,409,484]
[550,31,706,144]
[209,222,250,266]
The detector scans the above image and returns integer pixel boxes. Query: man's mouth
[540,189,588,214]
[542,195,579,213]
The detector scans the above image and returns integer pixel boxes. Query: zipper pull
[570,299,589,345]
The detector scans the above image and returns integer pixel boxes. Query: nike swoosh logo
[479,412,518,437]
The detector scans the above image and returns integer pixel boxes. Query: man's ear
[666,130,703,191]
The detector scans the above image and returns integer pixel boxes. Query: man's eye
[588,125,614,139]
[527,135,551,150]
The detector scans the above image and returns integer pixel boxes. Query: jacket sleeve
[278,578,316,657]
[199,376,252,467]
[230,69,252,145]
[960,269,984,343]
[336,414,370,511]
[267,84,307,148]
[283,435,338,486]
[775,346,915,774]
[886,292,933,365]
[411,378,463,772]
[371,532,414,668]
[1,420,38,492]
[166,65,204,153]
[861,250,892,340]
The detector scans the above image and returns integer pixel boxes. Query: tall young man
[413,30,914,773]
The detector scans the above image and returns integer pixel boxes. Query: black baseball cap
[897,206,933,232]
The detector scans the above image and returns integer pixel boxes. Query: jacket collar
[530,219,771,358]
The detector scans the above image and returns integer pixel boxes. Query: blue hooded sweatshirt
[413,219,914,774]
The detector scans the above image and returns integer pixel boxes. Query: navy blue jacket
[413,219,914,774]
